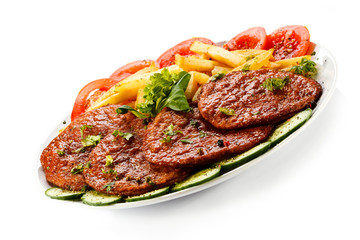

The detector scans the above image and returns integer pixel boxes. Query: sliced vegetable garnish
[171,166,221,192]
[267,108,312,147]
[224,27,267,50]
[45,187,85,200]
[125,187,170,202]
[136,69,191,117]
[81,190,123,206]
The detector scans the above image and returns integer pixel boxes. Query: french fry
[175,54,215,72]
[185,72,199,100]
[262,61,282,69]
[232,49,268,56]
[135,87,145,107]
[190,71,210,85]
[192,86,202,102]
[120,62,159,84]
[87,65,182,111]
[190,41,246,67]
[88,63,159,110]
[274,55,311,69]
[211,66,232,75]
[232,49,274,72]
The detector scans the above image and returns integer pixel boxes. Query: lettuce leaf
[136,68,191,117]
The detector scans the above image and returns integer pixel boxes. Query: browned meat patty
[143,106,273,167]
[83,115,192,196]
[198,69,322,129]
[40,104,132,191]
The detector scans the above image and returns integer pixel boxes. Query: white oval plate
[37,44,337,209]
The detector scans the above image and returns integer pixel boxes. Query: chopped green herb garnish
[57,150,65,156]
[242,64,251,72]
[164,124,182,136]
[180,138,193,144]
[218,107,236,116]
[252,111,260,115]
[84,161,91,168]
[73,147,85,153]
[105,155,114,167]
[209,73,225,82]
[102,181,115,192]
[102,168,117,175]
[112,130,133,141]
[79,125,93,138]
[246,55,255,61]
[73,125,102,153]
[199,131,206,138]
[190,119,199,127]
[290,58,317,78]
[71,164,84,175]
[81,135,101,148]
[261,76,290,91]
[160,136,172,143]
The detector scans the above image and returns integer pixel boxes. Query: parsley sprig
[290,58,317,78]
[261,76,290,91]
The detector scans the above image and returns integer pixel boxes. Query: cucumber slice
[171,166,221,192]
[216,141,272,172]
[268,108,312,147]
[45,187,85,200]
[125,186,170,202]
[81,190,123,206]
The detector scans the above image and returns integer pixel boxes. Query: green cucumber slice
[268,108,312,147]
[216,141,272,172]
[81,190,123,206]
[171,166,221,192]
[45,187,85,200]
[125,186,170,202]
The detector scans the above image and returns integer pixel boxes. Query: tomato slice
[110,59,154,81]
[70,78,118,121]
[156,37,215,68]
[223,27,267,51]
[71,60,155,121]
[266,25,310,60]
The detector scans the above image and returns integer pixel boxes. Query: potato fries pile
[87,41,311,111]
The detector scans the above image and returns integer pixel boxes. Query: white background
[1,0,359,239]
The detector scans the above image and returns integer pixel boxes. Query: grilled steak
[83,114,192,196]
[40,104,130,191]
[198,69,322,129]
[143,106,273,167]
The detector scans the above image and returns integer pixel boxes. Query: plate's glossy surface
[37,44,337,209]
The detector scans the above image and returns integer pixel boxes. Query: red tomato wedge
[223,27,267,50]
[71,60,154,121]
[70,78,118,121]
[266,25,310,60]
[156,37,215,68]
[110,59,154,81]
